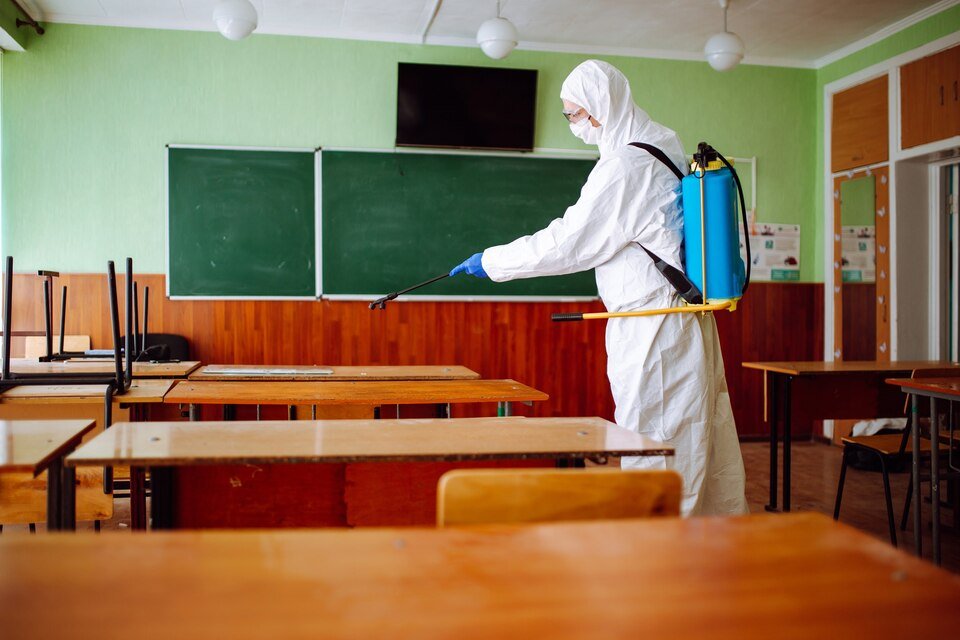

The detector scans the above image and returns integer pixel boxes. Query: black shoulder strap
[628,142,685,181]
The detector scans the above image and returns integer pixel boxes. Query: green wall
[2,23,816,277]
[813,4,960,281]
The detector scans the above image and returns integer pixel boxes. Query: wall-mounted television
[396,62,537,151]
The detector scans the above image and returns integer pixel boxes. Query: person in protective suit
[450,59,748,516]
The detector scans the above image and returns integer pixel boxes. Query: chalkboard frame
[319,146,601,302]
[165,144,321,300]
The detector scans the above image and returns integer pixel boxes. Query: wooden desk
[3,513,959,638]
[68,417,662,529]
[189,364,479,381]
[0,420,95,531]
[165,379,546,419]
[888,377,960,565]
[0,380,175,525]
[742,360,960,513]
[0,380,176,404]
[9,358,201,379]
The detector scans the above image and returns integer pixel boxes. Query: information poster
[841,226,876,283]
[739,223,801,282]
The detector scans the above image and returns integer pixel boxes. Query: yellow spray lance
[551,141,751,323]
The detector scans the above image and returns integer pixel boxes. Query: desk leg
[189,404,200,422]
[765,374,779,512]
[223,404,236,421]
[912,393,922,558]
[130,466,147,531]
[45,458,63,532]
[783,376,793,512]
[930,397,941,566]
[150,466,176,530]
[435,403,450,419]
[61,464,76,531]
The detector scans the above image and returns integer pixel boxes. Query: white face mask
[570,117,600,145]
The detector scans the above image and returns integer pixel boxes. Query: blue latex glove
[449,252,488,278]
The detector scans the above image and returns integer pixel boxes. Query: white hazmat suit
[481,60,748,516]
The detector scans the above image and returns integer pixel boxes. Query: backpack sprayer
[551,141,750,322]
[368,142,750,314]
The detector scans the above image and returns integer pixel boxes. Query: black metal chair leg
[879,456,898,547]
[94,519,101,532]
[834,448,849,520]
[901,469,913,532]
[29,523,36,534]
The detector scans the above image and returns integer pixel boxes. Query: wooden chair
[833,367,959,547]
[23,335,90,358]
[436,468,682,527]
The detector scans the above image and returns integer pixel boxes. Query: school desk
[163,377,545,526]
[887,377,960,565]
[67,416,654,530]
[9,358,201,379]
[188,364,479,381]
[3,513,959,639]
[164,378,546,420]
[0,380,175,525]
[0,420,95,531]
[742,360,960,513]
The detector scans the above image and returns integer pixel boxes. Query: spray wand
[369,273,450,310]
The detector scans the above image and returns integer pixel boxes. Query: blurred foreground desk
[3,513,959,638]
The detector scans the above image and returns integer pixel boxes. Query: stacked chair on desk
[834,367,960,547]
[0,256,142,531]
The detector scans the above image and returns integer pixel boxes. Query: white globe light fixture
[704,0,745,71]
[477,1,517,60]
[213,0,258,41]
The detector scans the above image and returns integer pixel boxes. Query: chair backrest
[123,333,191,361]
[23,335,90,359]
[436,468,682,527]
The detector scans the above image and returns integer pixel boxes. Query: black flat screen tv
[396,63,537,151]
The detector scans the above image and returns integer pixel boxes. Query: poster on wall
[841,226,876,283]
[739,222,801,282]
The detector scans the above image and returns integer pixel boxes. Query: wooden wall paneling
[842,284,877,361]
[9,275,822,438]
[874,167,891,360]
[900,45,960,149]
[831,75,889,173]
[833,176,845,360]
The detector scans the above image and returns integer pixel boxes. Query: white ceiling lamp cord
[704,0,745,71]
[477,0,519,60]
[420,0,444,44]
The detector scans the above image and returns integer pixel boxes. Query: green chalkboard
[321,150,598,297]
[167,146,316,298]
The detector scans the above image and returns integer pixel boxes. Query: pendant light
[213,0,258,41]
[704,0,745,72]
[477,0,518,60]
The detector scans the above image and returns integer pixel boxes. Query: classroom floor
[741,441,960,573]
[3,441,957,572]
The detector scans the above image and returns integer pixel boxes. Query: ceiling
[16,0,957,68]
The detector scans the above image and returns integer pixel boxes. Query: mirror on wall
[839,174,877,360]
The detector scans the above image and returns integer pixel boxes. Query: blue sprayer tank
[680,164,746,302]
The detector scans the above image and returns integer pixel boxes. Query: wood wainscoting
[7,273,823,437]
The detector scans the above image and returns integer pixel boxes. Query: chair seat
[841,434,929,456]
